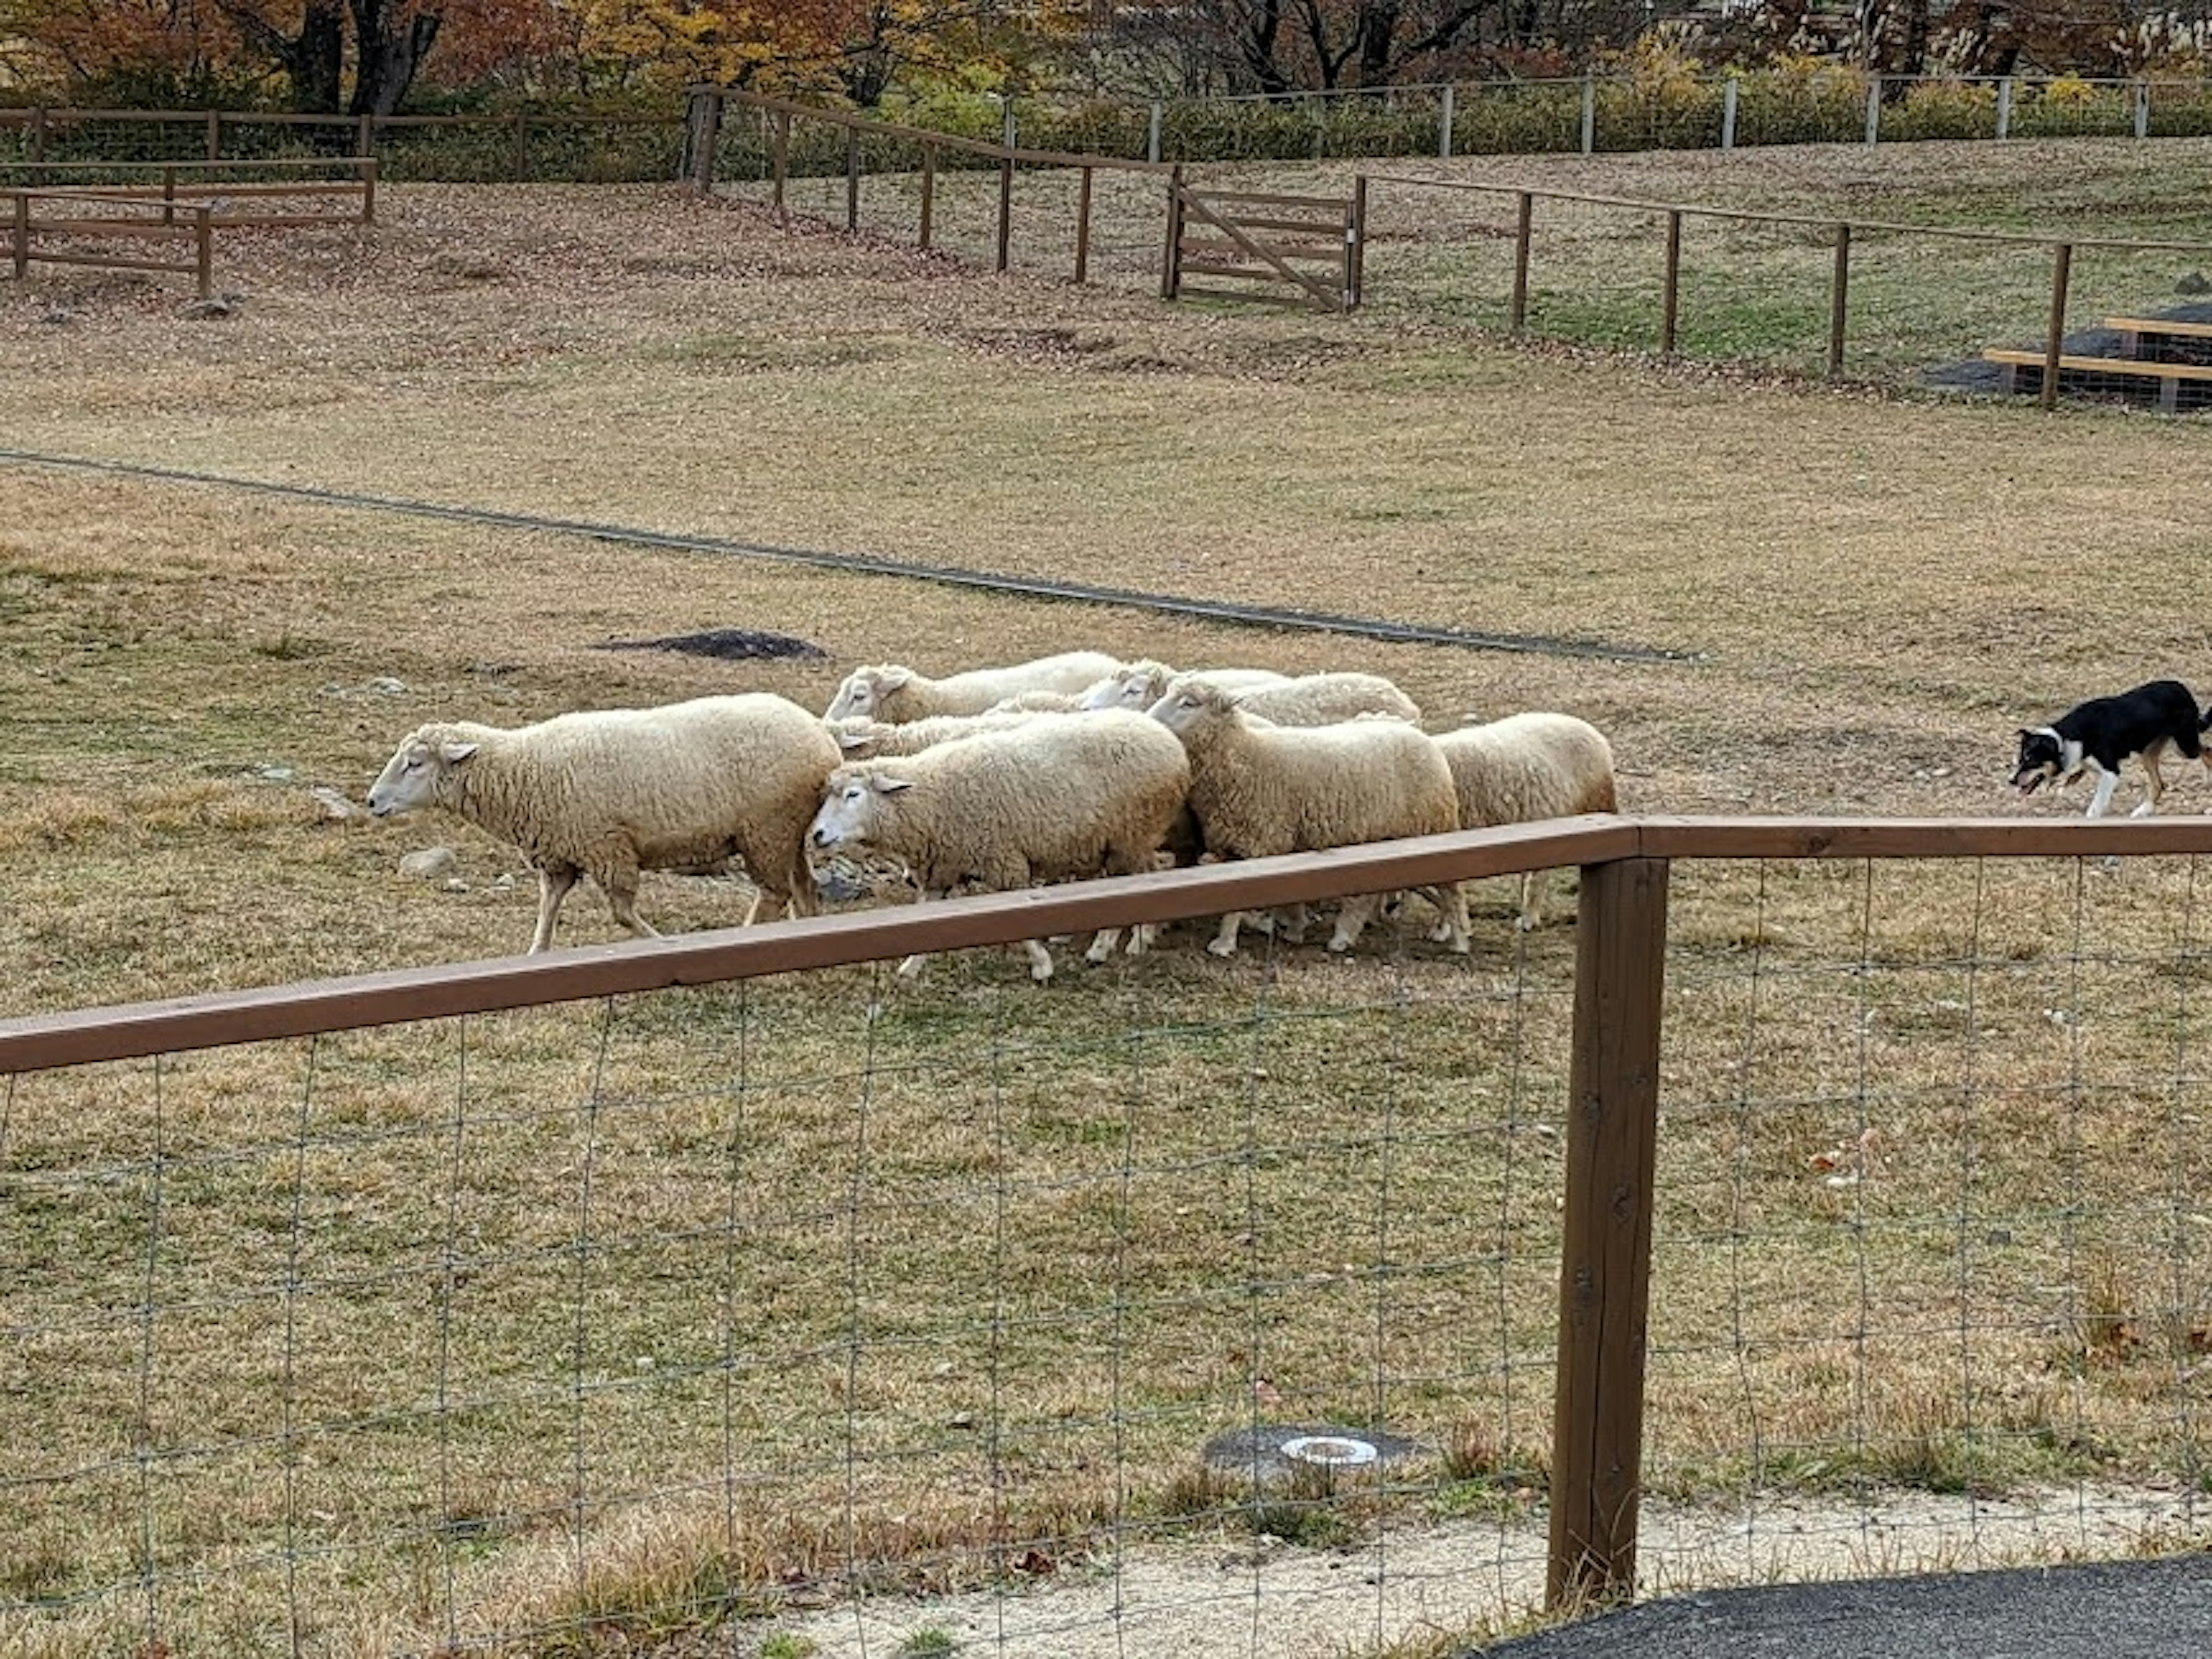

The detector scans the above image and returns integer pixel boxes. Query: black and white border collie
[2012,679,2212,818]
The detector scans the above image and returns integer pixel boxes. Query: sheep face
[1081,664,1167,712]
[808,771,911,851]
[1144,682,1233,737]
[825,666,911,722]
[368,733,477,817]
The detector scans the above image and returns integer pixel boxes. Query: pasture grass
[2,148,2211,1653]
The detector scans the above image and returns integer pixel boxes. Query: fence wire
[2,855,2208,1656]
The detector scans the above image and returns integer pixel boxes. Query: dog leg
[2085,766,2120,819]
[2133,752,2166,817]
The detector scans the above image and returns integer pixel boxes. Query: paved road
[1467,1554,2212,1658]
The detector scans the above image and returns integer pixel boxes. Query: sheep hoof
[1448,934,1472,956]
[1083,943,1112,965]
[1425,922,1450,944]
[895,954,927,979]
[1514,915,1539,933]
[1326,935,1355,955]
[1205,937,1238,959]
[1030,961,1055,983]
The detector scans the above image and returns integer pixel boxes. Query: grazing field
[3,150,2211,1657]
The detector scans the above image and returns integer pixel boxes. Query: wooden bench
[1981,347,2212,413]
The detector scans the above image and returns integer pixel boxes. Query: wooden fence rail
[6,810,2210,1608]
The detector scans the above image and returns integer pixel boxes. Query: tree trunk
[1240,0,1290,97]
[349,0,443,117]
[1354,2,1400,88]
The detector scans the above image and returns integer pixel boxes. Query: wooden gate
[1163,179,1364,313]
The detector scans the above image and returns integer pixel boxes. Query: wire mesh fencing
[2,826,2209,1657]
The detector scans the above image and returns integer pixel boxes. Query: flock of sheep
[365,649,1618,979]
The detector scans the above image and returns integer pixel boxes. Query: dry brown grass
[3,160,2211,1656]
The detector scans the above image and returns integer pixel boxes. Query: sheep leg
[530,864,581,954]
[1084,927,1122,965]
[1426,882,1472,955]
[1024,938,1056,982]
[1327,893,1382,955]
[1276,903,1310,945]
[1206,911,1247,957]
[599,864,661,942]
[1516,870,1554,931]
[896,885,950,979]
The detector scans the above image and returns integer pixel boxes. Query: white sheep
[1230,671,1422,726]
[368,694,839,953]
[826,707,1060,760]
[1146,682,1469,958]
[805,710,1191,982]
[988,688,1092,713]
[1434,713,1618,931]
[824,651,1122,724]
[1079,660,1291,712]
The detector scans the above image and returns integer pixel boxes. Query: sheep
[826,707,1062,761]
[805,710,1191,982]
[987,688,1092,713]
[1079,660,1291,712]
[1146,682,1469,958]
[367,694,839,953]
[1433,713,1618,931]
[824,651,1123,724]
[1232,672,1422,726]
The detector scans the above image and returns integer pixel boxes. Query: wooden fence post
[919,142,935,249]
[2134,78,2151,139]
[1509,190,1533,332]
[11,191,29,282]
[1347,173,1368,310]
[2041,241,2073,412]
[1864,77,1882,145]
[844,127,859,231]
[995,151,1014,273]
[1997,77,2014,139]
[161,168,177,226]
[1547,854,1669,1612]
[1580,72,1597,154]
[1146,100,1163,164]
[1827,222,1851,377]
[361,157,378,225]
[357,114,373,161]
[192,204,213,300]
[1160,162,1184,300]
[772,111,790,215]
[1659,207,1681,354]
[28,107,46,164]
[1439,84,1455,158]
[685,90,721,194]
[206,110,221,161]
[1074,165,1093,283]
[1721,78,1738,150]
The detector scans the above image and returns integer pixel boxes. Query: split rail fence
[4,812,2210,1652]
[3,156,377,296]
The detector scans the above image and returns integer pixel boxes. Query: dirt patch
[597,626,828,661]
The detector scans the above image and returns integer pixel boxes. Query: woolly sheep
[826,707,1062,760]
[368,694,839,953]
[1434,712,1618,931]
[988,688,1091,713]
[824,651,1123,724]
[805,710,1191,982]
[1230,672,1422,726]
[1146,682,1469,958]
[1079,660,1291,712]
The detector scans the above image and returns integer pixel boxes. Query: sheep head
[825,665,914,722]
[1082,660,1173,711]
[368,727,478,818]
[1144,678,1238,738]
[808,768,913,851]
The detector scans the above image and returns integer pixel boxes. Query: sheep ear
[875,666,913,691]
[873,775,915,794]
[439,740,479,764]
